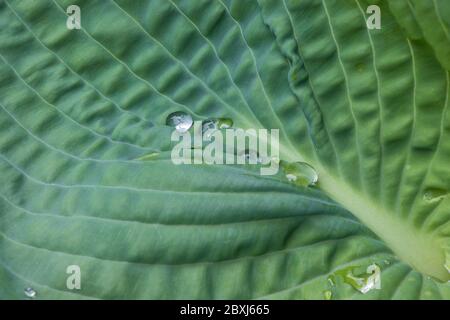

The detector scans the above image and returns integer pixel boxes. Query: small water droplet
[217,118,233,129]
[423,188,447,203]
[166,111,193,133]
[323,290,332,300]
[285,174,297,182]
[202,118,233,139]
[281,161,318,187]
[24,287,36,298]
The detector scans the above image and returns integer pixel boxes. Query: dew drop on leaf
[166,111,193,133]
[323,290,332,300]
[281,161,318,187]
[217,118,233,129]
[333,264,381,294]
[24,287,36,298]
[202,118,233,139]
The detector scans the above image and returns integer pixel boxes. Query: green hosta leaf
[0,0,449,299]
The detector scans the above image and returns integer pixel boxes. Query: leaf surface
[0,0,449,299]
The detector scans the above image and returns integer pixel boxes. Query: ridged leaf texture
[0,0,449,299]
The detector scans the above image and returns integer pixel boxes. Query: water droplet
[166,111,193,133]
[217,118,233,129]
[323,290,332,300]
[202,118,233,139]
[285,174,297,182]
[333,264,381,294]
[24,287,36,298]
[281,161,318,187]
[423,188,447,203]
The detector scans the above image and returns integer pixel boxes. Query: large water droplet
[24,287,36,298]
[166,111,193,133]
[333,264,381,294]
[423,188,447,203]
[281,161,318,187]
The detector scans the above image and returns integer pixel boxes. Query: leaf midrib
[278,141,449,282]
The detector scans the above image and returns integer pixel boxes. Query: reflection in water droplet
[281,161,318,187]
[24,287,36,298]
[323,290,332,300]
[423,188,448,203]
[166,111,193,133]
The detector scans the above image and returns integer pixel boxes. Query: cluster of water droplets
[166,111,234,135]
[165,111,320,186]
